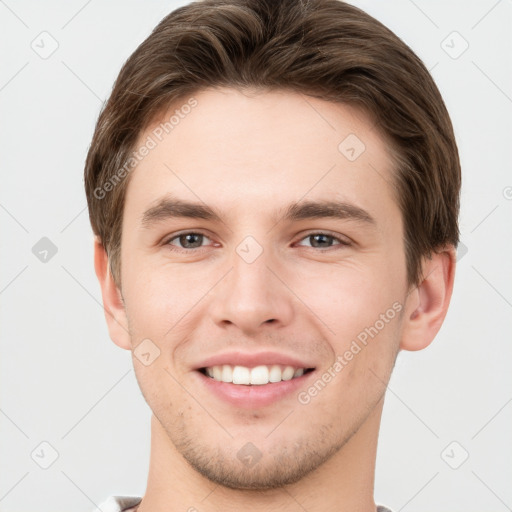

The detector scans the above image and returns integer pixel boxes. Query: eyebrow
[140,195,376,229]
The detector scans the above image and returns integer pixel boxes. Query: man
[85,0,460,510]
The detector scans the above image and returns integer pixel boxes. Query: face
[118,87,410,489]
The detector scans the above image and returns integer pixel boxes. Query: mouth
[195,363,317,409]
[198,364,316,386]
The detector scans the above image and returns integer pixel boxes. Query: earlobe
[93,237,132,350]
[399,245,457,352]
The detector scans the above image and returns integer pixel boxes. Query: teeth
[212,366,223,381]
[269,364,282,383]
[221,365,233,382]
[282,366,295,381]
[203,364,308,385]
[250,365,269,385]
[232,365,250,384]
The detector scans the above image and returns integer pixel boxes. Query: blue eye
[297,232,350,249]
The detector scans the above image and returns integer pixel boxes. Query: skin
[94,87,456,512]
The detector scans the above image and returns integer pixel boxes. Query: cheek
[123,258,213,346]
[131,357,187,426]
[290,262,403,387]
[291,261,403,334]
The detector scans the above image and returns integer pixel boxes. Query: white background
[0,1,511,511]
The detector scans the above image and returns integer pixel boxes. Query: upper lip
[194,351,316,370]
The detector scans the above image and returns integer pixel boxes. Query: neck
[137,396,384,512]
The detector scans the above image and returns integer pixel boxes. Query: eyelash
[163,230,351,252]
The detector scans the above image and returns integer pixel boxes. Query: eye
[296,232,351,249]
[163,230,351,253]
[165,232,213,250]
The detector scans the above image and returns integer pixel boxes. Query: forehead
[124,87,397,225]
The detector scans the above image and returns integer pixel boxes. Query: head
[85,0,460,490]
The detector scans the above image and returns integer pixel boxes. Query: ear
[93,237,132,350]
[399,245,457,351]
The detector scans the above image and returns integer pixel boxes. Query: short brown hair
[84,0,461,290]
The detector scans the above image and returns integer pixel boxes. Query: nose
[209,244,294,334]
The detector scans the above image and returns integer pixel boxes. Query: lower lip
[195,370,316,409]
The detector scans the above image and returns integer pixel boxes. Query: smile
[199,364,315,385]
